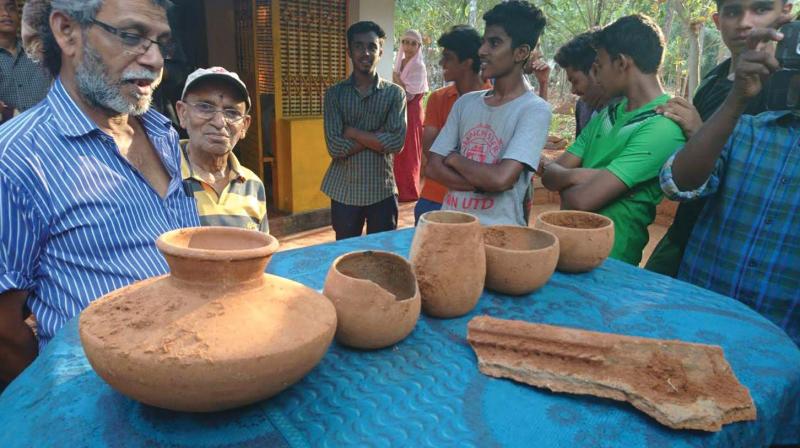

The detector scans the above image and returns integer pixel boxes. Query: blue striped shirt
[660,110,800,345]
[0,79,199,349]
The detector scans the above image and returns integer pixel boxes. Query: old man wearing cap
[176,67,269,233]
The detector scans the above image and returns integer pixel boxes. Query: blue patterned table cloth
[1,228,799,447]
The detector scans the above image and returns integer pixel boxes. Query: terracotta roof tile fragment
[467,316,756,432]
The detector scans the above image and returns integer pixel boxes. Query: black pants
[331,196,398,240]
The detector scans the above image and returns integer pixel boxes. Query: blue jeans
[414,198,442,225]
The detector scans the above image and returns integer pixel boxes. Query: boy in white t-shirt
[426,0,552,226]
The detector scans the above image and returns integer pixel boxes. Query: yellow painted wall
[275,118,292,211]
[275,118,331,212]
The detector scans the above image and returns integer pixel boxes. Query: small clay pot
[323,251,420,349]
[409,211,485,318]
[80,226,337,412]
[534,211,614,273]
[484,226,559,295]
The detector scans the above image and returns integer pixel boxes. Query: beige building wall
[348,0,396,80]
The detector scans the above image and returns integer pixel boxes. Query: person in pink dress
[392,29,428,202]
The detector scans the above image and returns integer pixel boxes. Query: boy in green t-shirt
[541,15,686,265]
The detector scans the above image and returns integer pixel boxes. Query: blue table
[2,229,799,447]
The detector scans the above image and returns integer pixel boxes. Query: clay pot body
[79,227,337,412]
[323,251,420,349]
[484,226,559,295]
[409,211,486,318]
[534,211,614,273]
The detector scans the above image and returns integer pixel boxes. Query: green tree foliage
[395,0,725,101]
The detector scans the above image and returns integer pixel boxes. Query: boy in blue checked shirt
[660,22,800,346]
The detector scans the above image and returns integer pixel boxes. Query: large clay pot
[483,226,559,295]
[534,211,614,273]
[79,226,337,412]
[323,251,420,349]
[409,211,485,318]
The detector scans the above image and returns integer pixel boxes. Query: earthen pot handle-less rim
[419,210,479,226]
[156,226,279,262]
[329,251,419,303]
[535,210,613,233]
[483,226,559,254]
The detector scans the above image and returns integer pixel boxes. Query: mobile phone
[775,21,800,69]
[765,22,800,110]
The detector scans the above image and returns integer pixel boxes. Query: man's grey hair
[50,0,172,25]
[50,0,104,26]
[41,0,172,76]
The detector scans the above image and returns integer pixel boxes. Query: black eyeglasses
[185,101,247,124]
[90,19,177,60]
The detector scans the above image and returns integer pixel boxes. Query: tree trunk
[594,0,606,27]
[468,0,478,27]
[687,21,704,98]
[662,0,675,42]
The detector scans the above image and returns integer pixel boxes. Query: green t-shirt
[567,94,686,265]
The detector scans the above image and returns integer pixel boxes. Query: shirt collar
[0,41,22,59]
[708,59,731,81]
[345,73,386,92]
[180,140,245,183]
[47,78,173,139]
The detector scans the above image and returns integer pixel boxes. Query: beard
[75,43,162,116]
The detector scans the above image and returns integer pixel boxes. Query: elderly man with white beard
[0,0,199,387]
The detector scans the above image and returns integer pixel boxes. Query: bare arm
[445,154,526,193]
[541,149,629,211]
[422,125,439,156]
[672,28,784,190]
[425,153,475,191]
[540,151,582,190]
[559,170,629,211]
[0,290,37,383]
[421,125,439,170]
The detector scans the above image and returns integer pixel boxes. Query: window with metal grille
[279,0,347,117]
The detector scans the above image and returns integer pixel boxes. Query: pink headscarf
[394,29,428,96]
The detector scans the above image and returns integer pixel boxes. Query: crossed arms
[323,88,407,159]
[540,152,629,211]
[425,153,526,193]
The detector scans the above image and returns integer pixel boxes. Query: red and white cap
[181,66,251,110]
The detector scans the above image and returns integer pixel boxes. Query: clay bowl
[80,226,337,412]
[534,211,614,273]
[323,251,421,349]
[483,226,559,295]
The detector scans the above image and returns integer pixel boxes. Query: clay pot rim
[156,226,279,261]
[536,210,613,231]
[484,225,559,254]
[331,250,419,302]
[419,210,479,225]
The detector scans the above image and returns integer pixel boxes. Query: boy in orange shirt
[415,25,491,223]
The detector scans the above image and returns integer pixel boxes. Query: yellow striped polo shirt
[180,141,269,233]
